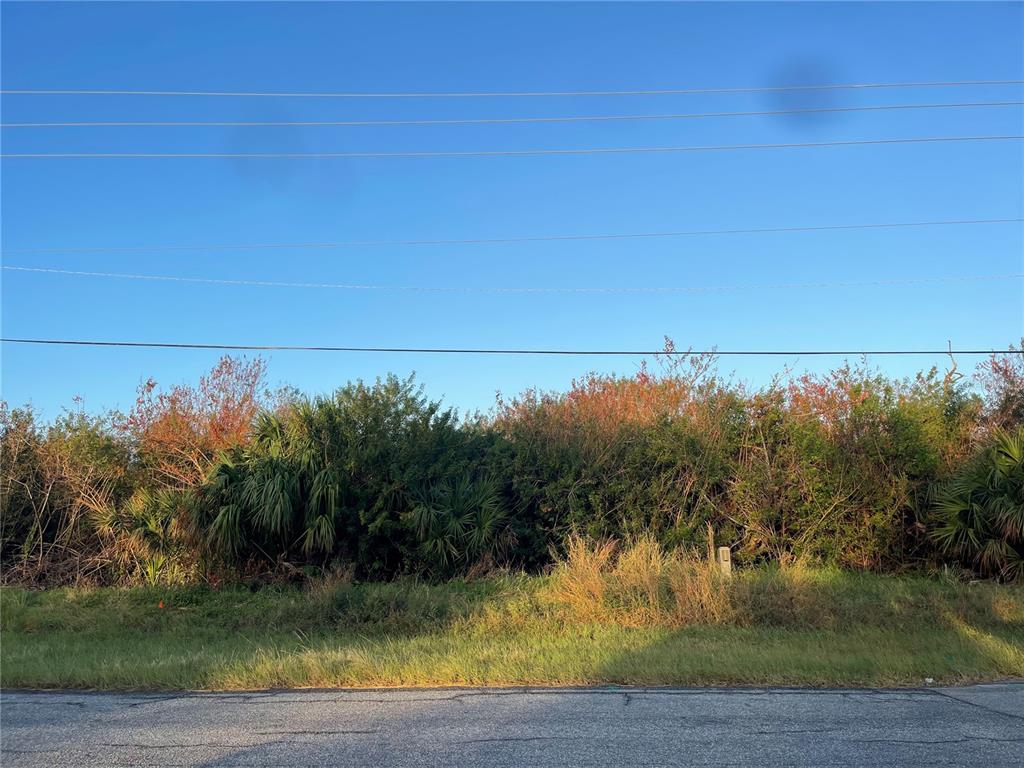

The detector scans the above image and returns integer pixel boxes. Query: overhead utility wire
[3,100,1021,128]
[5,218,1019,255]
[2,79,1022,98]
[1,338,1017,356]
[4,135,1022,158]
[4,265,1019,295]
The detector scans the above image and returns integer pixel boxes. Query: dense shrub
[490,355,978,571]
[728,365,975,570]
[192,375,507,579]
[489,351,743,565]
[118,356,270,489]
[976,340,1024,432]
[0,405,136,584]
[1,356,269,585]
[2,344,1022,585]
[931,427,1024,580]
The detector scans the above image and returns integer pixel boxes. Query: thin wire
[4,100,1022,128]
[3,79,1022,98]
[1,338,1017,356]
[5,265,1020,295]
[4,135,1022,159]
[5,218,1020,256]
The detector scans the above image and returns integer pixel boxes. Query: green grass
[2,570,1023,690]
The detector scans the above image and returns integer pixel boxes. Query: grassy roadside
[2,567,1023,690]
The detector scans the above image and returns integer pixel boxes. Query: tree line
[2,342,1022,586]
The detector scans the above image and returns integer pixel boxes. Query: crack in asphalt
[207,688,928,706]
[4,686,1021,767]
[751,728,841,735]
[0,686,945,706]
[125,694,193,708]
[254,730,377,736]
[94,739,354,750]
[929,689,1024,723]
[853,736,1024,745]
[99,742,279,749]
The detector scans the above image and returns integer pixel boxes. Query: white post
[717,546,732,577]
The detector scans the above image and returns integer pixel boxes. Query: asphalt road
[2,684,1022,767]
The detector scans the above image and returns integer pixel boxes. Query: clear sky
[2,1,1022,419]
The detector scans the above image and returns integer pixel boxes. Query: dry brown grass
[550,534,735,627]
[548,535,931,629]
[547,535,617,622]
[550,535,1024,633]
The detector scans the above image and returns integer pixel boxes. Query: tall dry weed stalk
[551,534,734,627]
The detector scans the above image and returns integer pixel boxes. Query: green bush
[3,348,1022,585]
[0,404,137,585]
[193,374,505,578]
[931,428,1024,580]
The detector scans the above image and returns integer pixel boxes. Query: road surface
[2,685,1022,766]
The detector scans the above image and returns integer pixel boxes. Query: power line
[3,135,1022,159]
[1,338,1017,356]
[4,217,1019,256]
[3,79,1022,98]
[4,100,1022,128]
[5,265,1019,295]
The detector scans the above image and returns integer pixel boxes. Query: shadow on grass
[2,572,1022,690]
[0,578,520,690]
[589,573,1024,687]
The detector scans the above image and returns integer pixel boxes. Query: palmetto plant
[91,487,191,584]
[408,474,508,575]
[200,408,342,560]
[193,375,486,574]
[931,428,1024,580]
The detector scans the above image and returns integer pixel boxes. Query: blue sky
[2,1,1022,419]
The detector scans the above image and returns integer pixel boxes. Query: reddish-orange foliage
[784,365,874,429]
[976,342,1024,431]
[495,339,719,434]
[119,356,267,488]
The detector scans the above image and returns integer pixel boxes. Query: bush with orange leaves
[975,339,1024,434]
[118,356,270,489]
[1,357,272,586]
[489,342,990,572]
[489,343,746,567]
[729,361,977,571]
